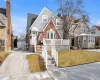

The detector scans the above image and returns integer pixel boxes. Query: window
[88,37,90,43]
[47,29,55,39]
[51,33,53,39]
[56,19,62,26]
[0,40,5,46]
[42,15,48,23]
[47,33,49,39]
[84,40,86,43]
[83,37,86,44]
[91,28,96,34]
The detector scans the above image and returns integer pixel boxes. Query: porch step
[47,55,54,60]
[47,56,56,68]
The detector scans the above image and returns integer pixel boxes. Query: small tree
[57,0,88,39]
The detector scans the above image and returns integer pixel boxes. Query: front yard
[27,54,46,72]
[58,50,100,67]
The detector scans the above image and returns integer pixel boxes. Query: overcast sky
[0,0,100,36]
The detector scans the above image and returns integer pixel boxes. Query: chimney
[6,0,11,20]
[57,13,61,17]
[6,0,12,50]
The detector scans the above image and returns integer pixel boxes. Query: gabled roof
[29,7,63,38]
[0,8,6,15]
[27,13,38,32]
[0,20,5,27]
[0,13,7,27]
[78,33,95,37]
[95,26,100,31]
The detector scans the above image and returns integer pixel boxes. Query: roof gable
[0,8,6,15]
[39,19,62,40]
[30,7,63,38]
[0,20,4,26]
[95,26,100,31]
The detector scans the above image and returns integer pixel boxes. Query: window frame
[42,15,48,23]
[56,19,61,26]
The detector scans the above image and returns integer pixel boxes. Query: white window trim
[56,19,61,26]
[47,29,55,39]
[42,15,48,23]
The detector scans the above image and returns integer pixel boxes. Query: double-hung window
[47,29,55,39]
[56,19,62,26]
[42,15,48,23]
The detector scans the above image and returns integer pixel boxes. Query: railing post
[45,49,48,69]
[56,51,58,66]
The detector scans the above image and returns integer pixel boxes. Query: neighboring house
[26,7,63,52]
[0,0,12,51]
[69,18,91,47]
[91,25,100,46]
[74,33,95,49]
[17,34,26,50]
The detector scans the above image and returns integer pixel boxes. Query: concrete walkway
[0,50,100,80]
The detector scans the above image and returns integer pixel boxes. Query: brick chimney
[6,0,12,51]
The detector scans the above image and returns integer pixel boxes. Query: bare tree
[57,0,87,39]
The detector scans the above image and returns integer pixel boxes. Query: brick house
[26,7,63,52]
[0,0,12,51]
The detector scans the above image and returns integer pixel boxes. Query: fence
[43,39,70,50]
[42,46,48,68]
[51,46,58,66]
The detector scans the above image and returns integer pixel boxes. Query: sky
[0,0,100,36]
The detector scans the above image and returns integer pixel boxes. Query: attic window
[42,15,48,23]
[56,19,61,26]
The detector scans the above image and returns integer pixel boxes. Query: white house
[74,33,95,49]
[26,7,70,52]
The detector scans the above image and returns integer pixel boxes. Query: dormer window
[56,19,61,26]
[42,15,48,23]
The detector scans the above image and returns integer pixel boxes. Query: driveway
[48,62,100,80]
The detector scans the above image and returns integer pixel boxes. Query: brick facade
[39,20,61,40]
[6,0,12,51]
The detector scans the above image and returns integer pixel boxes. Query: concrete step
[47,55,54,60]
[48,60,55,65]
[47,63,56,68]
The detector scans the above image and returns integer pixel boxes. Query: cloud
[12,16,27,37]
[4,0,6,2]
[96,20,100,25]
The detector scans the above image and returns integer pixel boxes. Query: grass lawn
[27,54,46,72]
[0,52,11,65]
[58,50,100,67]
